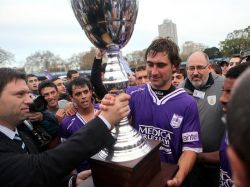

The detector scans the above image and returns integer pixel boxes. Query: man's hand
[95,48,106,59]
[167,176,181,187]
[64,102,77,116]
[76,170,92,187]
[99,93,130,129]
[99,94,116,111]
[167,151,197,187]
[55,108,66,123]
[26,112,43,122]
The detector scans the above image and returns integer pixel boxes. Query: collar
[184,73,214,92]
[151,85,176,99]
[0,124,19,140]
[76,108,98,125]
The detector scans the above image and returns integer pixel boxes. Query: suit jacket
[0,117,114,187]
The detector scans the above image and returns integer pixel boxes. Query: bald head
[187,51,209,65]
[186,51,211,89]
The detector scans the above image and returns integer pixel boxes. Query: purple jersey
[127,84,202,164]
[59,108,98,172]
[60,109,98,138]
[219,132,233,187]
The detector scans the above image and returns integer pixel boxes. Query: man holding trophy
[70,0,202,186]
[126,38,202,186]
[100,38,202,186]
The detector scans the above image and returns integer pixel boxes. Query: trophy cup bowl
[71,0,152,162]
[71,1,162,186]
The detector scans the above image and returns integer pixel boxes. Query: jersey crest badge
[170,114,183,128]
[207,95,216,106]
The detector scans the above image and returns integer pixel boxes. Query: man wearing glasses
[179,51,225,187]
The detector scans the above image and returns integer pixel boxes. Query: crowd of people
[0,38,250,187]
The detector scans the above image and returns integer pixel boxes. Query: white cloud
[0,0,250,64]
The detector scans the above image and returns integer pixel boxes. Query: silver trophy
[71,0,151,162]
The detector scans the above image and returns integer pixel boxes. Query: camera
[24,120,52,149]
[29,95,47,112]
[26,95,51,149]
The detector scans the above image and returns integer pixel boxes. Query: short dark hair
[145,38,181,68]
[38,76,47,82]
[66,77,92,96]
[51,77,60,83]
[220,61,229,67]
[225,62,250,79]
[230,54,243,61]
[67,70,78,79]
[26,74,38,82]
[211,63,222,75]
[38,80,58,95]
[227,67,250,166]
[135,65,146,72]
[174,68,187,79]
[0,68,26,96]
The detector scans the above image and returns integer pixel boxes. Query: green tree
[219,26,250,57]
[125,49,146,69]
[24,51,65,73]
[204,47,222,59]
[80,47,96,70]
[0,47,15,67]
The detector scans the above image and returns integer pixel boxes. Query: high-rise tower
[158,19,178,45]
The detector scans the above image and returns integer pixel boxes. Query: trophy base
[90,139,161,187]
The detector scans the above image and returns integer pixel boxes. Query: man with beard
[126,38,202,187]
[59,77,98,172]
[101,38,203,186]
[179,51,225,187]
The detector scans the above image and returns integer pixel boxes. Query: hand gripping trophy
[70,1,162,186]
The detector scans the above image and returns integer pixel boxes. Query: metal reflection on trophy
[71,0,152,162]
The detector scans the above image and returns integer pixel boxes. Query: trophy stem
[96,44,152,162]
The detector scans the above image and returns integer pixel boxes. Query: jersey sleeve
[181,99,203,153]
[59,117,74,139]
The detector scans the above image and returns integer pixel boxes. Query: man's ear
[227,146,248,187]
[207,64,213,71]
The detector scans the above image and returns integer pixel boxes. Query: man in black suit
[0,68,130,187]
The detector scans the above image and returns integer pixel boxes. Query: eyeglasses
[186,64,209,72]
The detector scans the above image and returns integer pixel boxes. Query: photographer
[20,94,60,151]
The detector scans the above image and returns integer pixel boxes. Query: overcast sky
[1,0,250,66]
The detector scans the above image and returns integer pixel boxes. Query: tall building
[181,41,208,56]
[158,19,178,45]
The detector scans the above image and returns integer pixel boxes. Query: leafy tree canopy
[220,26,250,57]
[204,47,222,59]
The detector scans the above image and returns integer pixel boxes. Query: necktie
[13,134,27,152]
